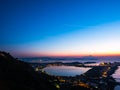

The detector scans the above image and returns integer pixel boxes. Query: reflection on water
[112,66,120,90]
[112,66,120,82]
[114,86,120,90]
[43,65,91,76]
[84,63,100,66]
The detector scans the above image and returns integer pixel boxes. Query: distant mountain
[20,55,98,63]
[0,51,57,90]
[81,55,98,60]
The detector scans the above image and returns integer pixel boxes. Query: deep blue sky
[1,0,120,57]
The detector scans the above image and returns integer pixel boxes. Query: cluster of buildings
[31,61,120,90]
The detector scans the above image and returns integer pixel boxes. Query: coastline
[32,61,120,90]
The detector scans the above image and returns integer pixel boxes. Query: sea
[20,56,120,90]
[43,65,91,76]
[20,56,120,63]
[112,66,120,90]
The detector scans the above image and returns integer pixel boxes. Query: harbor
[32,61,120,90]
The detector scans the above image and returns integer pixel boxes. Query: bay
[43,65,91,76]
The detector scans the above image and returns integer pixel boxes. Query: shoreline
[31,61,120,90]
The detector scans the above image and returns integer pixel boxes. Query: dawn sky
[1,0,120,57]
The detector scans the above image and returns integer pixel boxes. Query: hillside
[0,51,57,90]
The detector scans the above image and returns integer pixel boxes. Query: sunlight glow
[3,22,120,57]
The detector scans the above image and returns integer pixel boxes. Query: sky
[0,0,120,57]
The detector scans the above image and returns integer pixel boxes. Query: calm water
[112,66,120,90]
[20,57,120,89]
[112,66,120,82]
[43,65,91,76]
[20,56,120,63]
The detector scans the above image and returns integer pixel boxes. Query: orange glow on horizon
[19,51,120,57]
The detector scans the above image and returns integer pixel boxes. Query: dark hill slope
[0,51,56,90]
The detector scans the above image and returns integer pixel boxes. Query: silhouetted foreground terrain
[0,51,57,90]
[1,51,118,90]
